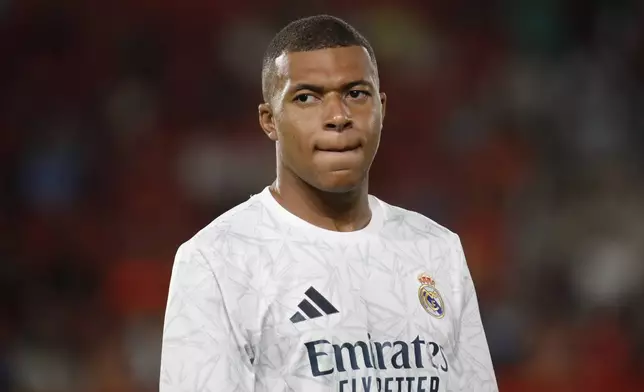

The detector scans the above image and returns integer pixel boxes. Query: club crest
[417,273,445,319]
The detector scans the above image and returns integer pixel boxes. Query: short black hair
[261,15,378,102]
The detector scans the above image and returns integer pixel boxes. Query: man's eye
[294,94,316,103]
[347,90,369,99]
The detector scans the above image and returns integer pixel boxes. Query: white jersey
[160,187,498,392]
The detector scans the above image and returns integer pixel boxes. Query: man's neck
[269,172,372,233]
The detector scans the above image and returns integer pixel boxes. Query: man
[160,15,498,392]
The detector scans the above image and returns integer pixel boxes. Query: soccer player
[160,15,498,392]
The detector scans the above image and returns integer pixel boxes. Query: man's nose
[323,95,352,131]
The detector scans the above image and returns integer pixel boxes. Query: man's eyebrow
[290,83,325,94]
[288,79,374,95]
[343,79,374,90]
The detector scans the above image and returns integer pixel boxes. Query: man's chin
[312,171,366,194]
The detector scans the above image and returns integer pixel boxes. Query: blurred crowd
[1,0,643,391]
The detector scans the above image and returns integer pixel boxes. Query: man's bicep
[451,235,498,392]
[160,243,254,392]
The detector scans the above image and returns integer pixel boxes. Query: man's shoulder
[179,193,269,253]
[374,196,461,245]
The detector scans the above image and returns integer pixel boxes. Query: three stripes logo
[290,286,339,323]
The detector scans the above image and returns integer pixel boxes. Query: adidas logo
[290,286,339,323]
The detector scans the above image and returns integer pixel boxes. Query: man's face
[260,46,386,193]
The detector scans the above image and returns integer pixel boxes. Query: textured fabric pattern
[160,187,498,392]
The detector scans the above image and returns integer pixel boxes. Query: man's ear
[258,103,278,141]
[379,92,387,127]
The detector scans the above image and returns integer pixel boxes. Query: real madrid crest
[418,273,445,319]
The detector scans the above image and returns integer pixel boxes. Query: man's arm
[160,242,255,391]
[450,235,499,392]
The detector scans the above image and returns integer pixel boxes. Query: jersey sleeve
[450,235,499,392]
[159,241,255,392]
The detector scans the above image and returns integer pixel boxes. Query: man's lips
[315,142,362,152]
[316,146,361,152]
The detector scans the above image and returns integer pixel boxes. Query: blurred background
[1,0,644,391]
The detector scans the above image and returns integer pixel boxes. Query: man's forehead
[274,46,376,85]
